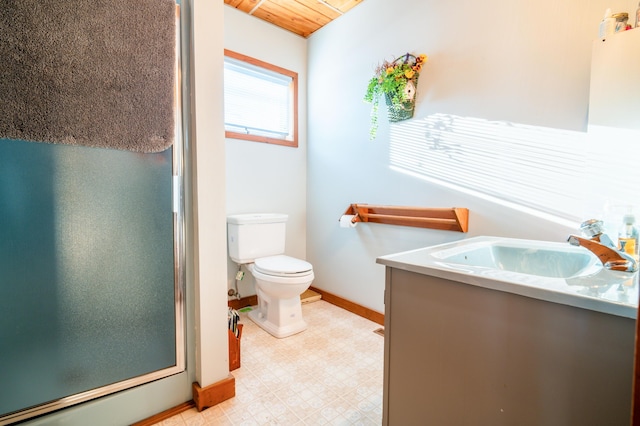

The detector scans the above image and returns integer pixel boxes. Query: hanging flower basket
[364,52,427,139]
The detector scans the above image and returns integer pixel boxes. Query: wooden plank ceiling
[224,0,363,38]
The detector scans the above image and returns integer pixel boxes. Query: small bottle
[612,12,629,32]
[618,210,639,260]
[599,8,616,39]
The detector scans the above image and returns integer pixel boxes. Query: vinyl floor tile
[153,300,383,425]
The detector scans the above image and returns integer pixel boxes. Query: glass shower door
[0,139,183,423]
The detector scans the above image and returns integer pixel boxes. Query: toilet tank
[227,213,287,264]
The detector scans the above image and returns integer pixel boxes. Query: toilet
[227,213,314,338]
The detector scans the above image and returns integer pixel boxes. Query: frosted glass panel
[0,139,176,416]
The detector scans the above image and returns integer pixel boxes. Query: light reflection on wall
[389,113,640,225]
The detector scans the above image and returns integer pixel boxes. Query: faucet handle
[579,219,605,238]
[579,219,617,248]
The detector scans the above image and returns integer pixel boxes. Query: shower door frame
[0,4,186,425]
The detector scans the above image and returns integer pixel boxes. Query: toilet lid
[254,255,313,277]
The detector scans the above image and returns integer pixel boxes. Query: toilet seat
[253,255,313,278]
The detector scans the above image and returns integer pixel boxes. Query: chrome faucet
[567,219,638,272]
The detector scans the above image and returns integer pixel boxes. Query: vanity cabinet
[381,267,635,425]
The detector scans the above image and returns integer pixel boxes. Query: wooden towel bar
[342,203,469,233]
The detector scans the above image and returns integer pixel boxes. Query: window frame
[223,49,298,148]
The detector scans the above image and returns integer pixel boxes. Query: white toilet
[227,213,314,338]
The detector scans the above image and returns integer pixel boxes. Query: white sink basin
[431,239,599,278]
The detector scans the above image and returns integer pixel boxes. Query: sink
[376,236,637,319]
[432,240,599,278]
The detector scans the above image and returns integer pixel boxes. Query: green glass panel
[0,139,176,416]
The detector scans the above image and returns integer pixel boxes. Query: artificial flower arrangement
[364,52,427,139]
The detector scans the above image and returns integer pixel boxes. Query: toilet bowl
[247,255,314,338]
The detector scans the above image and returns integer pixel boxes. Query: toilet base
[248,305,307,338]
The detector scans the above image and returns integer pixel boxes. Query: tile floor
[155,300,384,426]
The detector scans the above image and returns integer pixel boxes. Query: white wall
[306,0,638,313]
[224,7,308,298]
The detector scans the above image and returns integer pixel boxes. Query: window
[224,49,298,147]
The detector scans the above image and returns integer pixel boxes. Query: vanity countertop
[377,236,638,319]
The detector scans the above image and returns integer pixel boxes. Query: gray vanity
[377,236,637,425]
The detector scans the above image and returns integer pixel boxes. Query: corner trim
[228,289,384,326]
[192,375,235,412]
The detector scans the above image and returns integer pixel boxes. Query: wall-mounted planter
[385,90,415,122]
[364,52,427,139]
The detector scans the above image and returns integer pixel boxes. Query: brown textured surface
[0,0,176,153]
[224,0,363,38]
